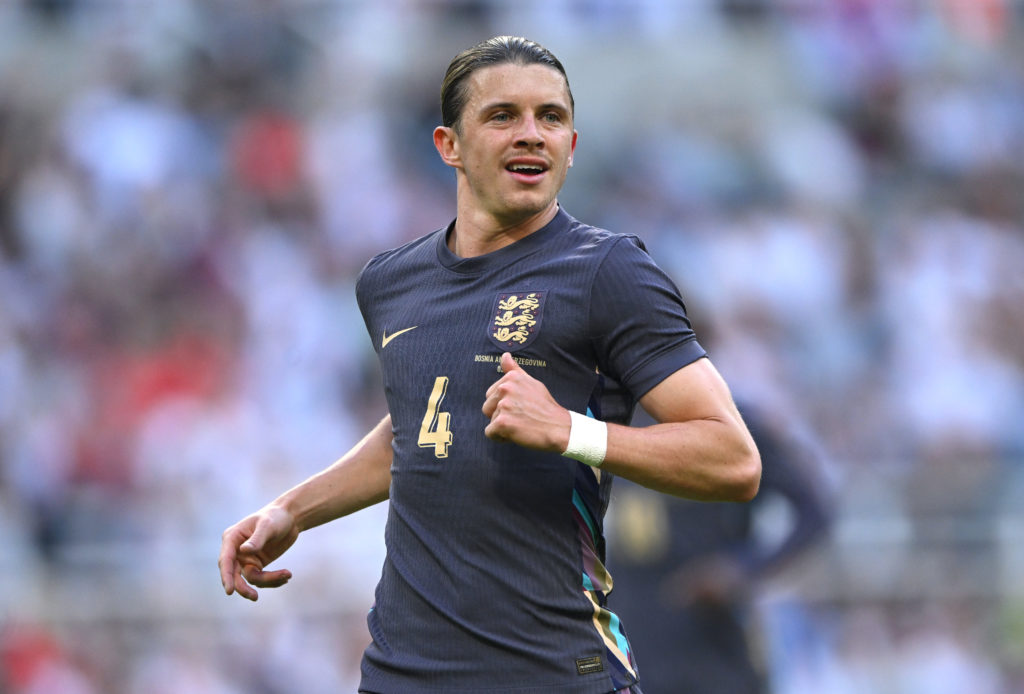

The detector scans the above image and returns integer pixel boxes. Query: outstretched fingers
[242,563,293,590]
[218,526,246,595]
[219,516,293,601]
[231,562,259,602]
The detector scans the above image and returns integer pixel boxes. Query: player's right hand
[218,504,299,601]
[482,352,571,452]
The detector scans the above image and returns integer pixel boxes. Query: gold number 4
[418,376,453,458]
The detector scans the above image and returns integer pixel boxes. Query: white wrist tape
[562,410,607,468]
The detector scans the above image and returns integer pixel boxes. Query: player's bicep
[638,357,744,427]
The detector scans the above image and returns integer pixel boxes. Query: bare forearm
[276,415,393,532]
[602,417,759,501]
[484,354,760,502]
[601,359,760,501]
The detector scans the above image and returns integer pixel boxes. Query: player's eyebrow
[478,101,570,115]
[538,102,570,115]
[479,101,517,114]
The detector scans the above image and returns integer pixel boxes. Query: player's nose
[514,116,544,148]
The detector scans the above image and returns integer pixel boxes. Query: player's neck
[448,202,559,258]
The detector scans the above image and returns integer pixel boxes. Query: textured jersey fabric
[354,207,706,693]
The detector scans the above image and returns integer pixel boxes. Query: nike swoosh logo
[382,326,418,348]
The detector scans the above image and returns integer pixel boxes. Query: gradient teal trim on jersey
[573,489,598,545]
[573,459,637,688]
[606,609,630,657]
[582,571,596,592]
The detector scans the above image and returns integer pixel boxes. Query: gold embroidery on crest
[493,293,540,344]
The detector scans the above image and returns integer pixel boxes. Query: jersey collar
[436,207,572,274]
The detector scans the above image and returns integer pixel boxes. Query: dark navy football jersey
[354,207,706,693]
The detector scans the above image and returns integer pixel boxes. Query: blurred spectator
[0,622,97,694]
[608,402,831,693]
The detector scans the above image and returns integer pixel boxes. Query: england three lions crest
[489,291,545,350]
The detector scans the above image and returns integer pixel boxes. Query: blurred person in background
[608,398,831,694]
[219,35,760,694]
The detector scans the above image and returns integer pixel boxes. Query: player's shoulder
[358,227,442,284]
[561,212,647,258]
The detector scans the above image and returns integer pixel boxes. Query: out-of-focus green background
[1,1,1023,692]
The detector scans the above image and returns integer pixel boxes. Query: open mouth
[506,161,549,179]
[507,164,546,175]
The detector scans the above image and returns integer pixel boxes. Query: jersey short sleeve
[589,235,706,399]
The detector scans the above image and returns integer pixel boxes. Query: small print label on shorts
[576,655,604,675]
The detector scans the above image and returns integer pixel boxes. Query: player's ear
[568,129,577,167]
[434,126,462,169]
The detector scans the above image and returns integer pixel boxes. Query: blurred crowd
[1,1,1023,692]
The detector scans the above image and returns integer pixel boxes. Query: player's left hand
[482,352,571,452]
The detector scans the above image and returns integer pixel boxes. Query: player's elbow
[733,446,761,502]
[683,437,761,502]
[719,439,761,502]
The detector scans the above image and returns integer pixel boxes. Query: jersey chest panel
[373,258,598,480]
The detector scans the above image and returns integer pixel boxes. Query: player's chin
[500,192,556,219]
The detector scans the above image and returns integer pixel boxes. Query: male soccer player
[219,36,761,694]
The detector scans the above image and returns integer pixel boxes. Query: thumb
[500,352,522,373]
[240,524,268,555]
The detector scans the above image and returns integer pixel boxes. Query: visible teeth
[510,164,543,173]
